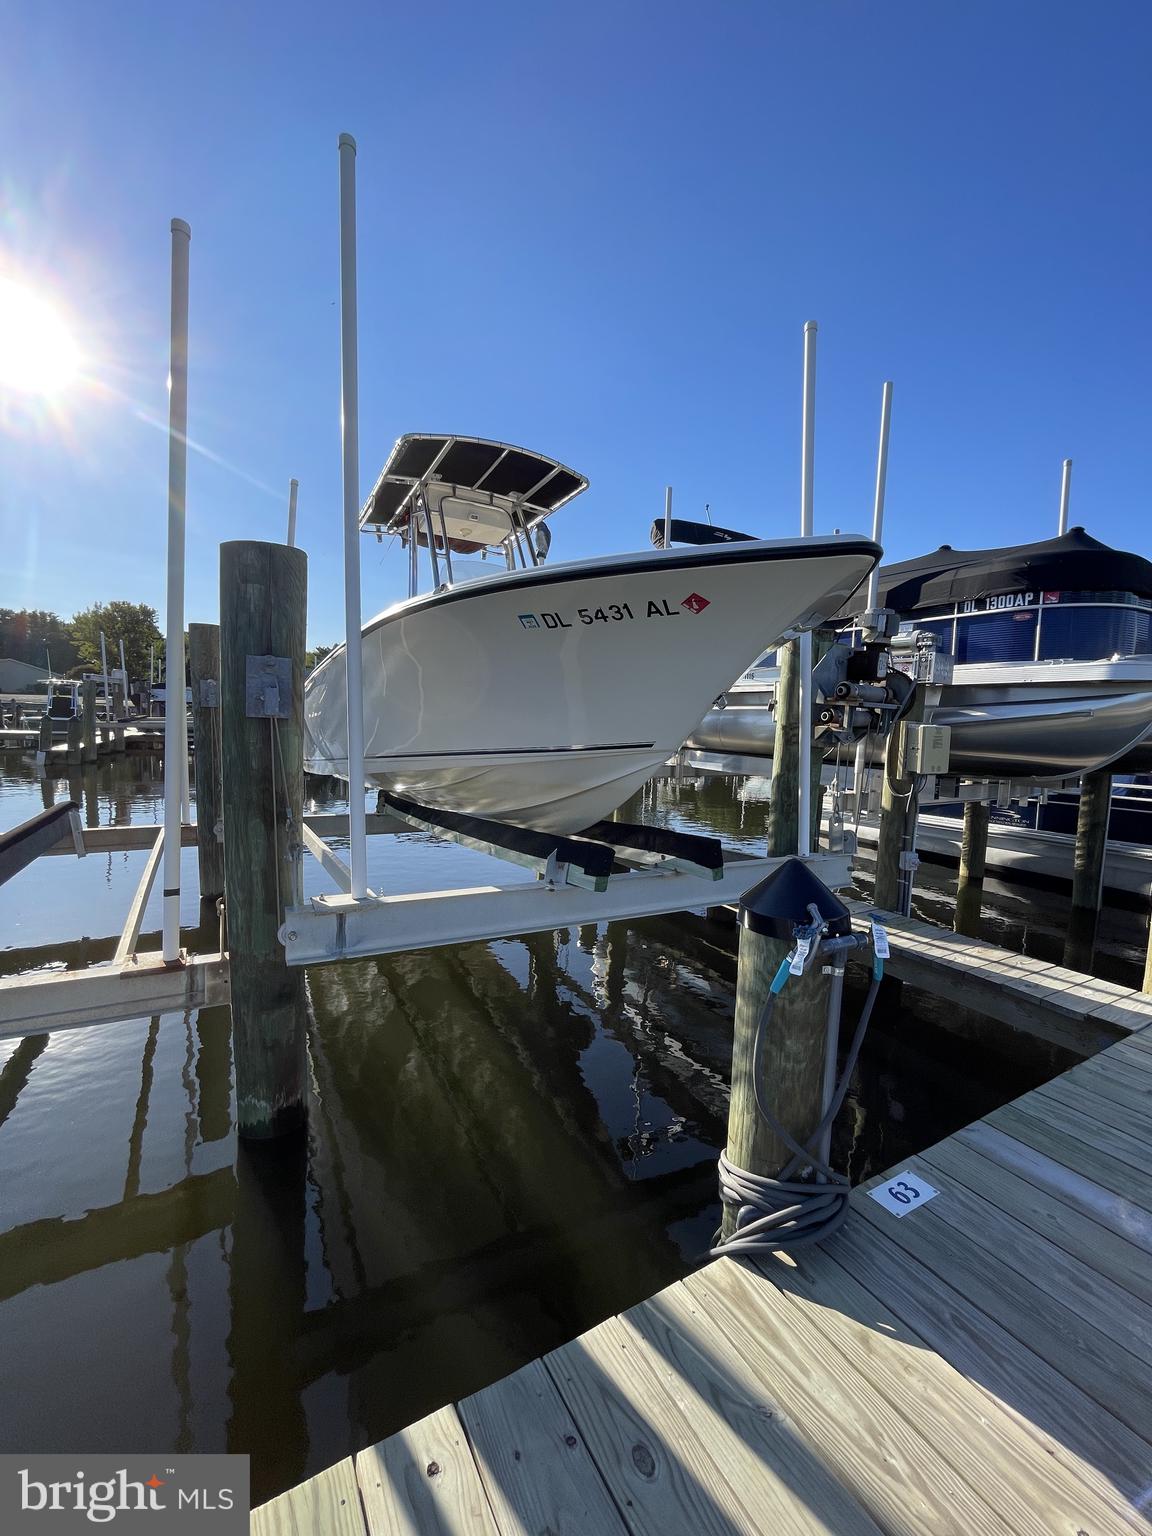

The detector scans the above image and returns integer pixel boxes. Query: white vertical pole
[853,380,894,803]
[99,631,111,718]
[163,218,191,962]
[1057,458,1072,536]
[663,485,673,549]
[119,638,127,688]
[180,693,191,822]
[797,321,817,859]
[338,133,369,899]
[287,477,299,548]
[865,381,893,611]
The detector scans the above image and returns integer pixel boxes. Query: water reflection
[0,757,1085,1502]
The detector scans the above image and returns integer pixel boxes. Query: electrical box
[900,722,952,776]
[891,646,955,685]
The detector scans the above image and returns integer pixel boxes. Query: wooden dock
[850,901,1152,1053]
[252,1027,1152,1534]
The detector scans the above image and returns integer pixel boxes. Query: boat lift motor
[810,637,914,748]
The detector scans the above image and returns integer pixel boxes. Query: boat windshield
[900,591,1152,664]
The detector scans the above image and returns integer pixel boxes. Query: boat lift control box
[900,722,952,776]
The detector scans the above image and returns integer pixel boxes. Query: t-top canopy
[848,527,1152,614]
[360,434,588,548]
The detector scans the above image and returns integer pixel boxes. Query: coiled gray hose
[710,971,882,1256]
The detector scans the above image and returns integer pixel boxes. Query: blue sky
[1,0,1149,645]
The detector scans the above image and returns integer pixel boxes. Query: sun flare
[0,275,80,395]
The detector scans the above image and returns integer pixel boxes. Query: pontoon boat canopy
[845,527,1152,614]
[359,434,588,549]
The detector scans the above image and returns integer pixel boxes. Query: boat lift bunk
[281,790,845,966]
[380,792,726,887]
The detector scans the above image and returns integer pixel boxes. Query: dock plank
[956,1120,1152,1251]
[1111,1036,1152,1072]
[901,1144,1152,1361]
[1066,1055,1152,1115]
[1035,1070,1152,1147]
[355,1405,499,1536]
[852,1166,1152,1438]
[984,1101,1152,1208]
[992,1095,1152,1181]
[456,1356,629,1536]
[251,1457,365,1536]
[821,1218,1152,1510]
[546,1305,871,1535]
[760,1246,1150,1535]
[918,1134,1152,1305]
[678,1259,1018,1535]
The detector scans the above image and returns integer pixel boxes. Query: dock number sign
[868,1170,939,1217]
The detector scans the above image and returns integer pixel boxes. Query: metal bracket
[68,808,87,859]
[245,656,292,719]
[199,678,219,708]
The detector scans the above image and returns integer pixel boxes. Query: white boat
[305,433,881,832]
[689,528,1152,784]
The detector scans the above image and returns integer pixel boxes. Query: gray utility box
[901,722,952,776]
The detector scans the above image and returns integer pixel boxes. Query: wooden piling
[35,714,52,764]
[220,540,308,1140]
[766,629,833,856]
[81,681,98,765]
[66,717,82,766]
[722,925,828,1238]
[873,686,924,912]
[954,800,990,937]
[188,623,225,902]
[1064,769,1111,973]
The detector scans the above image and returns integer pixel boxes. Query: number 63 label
[867,1170,939,1217]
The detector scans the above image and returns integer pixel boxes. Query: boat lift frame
[279,795,851,964]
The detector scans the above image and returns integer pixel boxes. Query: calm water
[0,756,1099,1502]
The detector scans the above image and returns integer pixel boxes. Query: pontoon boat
[689,527,1152,783]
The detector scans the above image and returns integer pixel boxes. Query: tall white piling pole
[866,381,893,612]
[1057,458,1072,536]
[663,485,673,549]
[163,218,191,962]
[287,477,299,548]
[119,637,127,691]
[853,380,894,804]
[99,631,111,718]
[796,321,817,859]
[338,134,369,898]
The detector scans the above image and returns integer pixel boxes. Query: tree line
[3,606,338,682]
[2,603,162,681]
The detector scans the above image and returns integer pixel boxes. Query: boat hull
[688,659,1152,783]
[305,538,879,832]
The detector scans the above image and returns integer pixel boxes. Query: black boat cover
[856,528,1152,613]
[650,517,756,549]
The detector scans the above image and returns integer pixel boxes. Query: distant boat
[689,527,1152,783]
